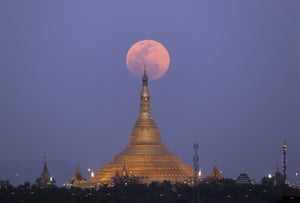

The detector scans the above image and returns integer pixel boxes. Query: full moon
[126,40,170,81]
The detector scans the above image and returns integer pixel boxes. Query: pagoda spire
[138,66,153,121]
[41,156,50,180]
[129,66,162,145]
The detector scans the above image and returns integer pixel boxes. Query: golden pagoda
[35,156,55,187]
[203,161,223,183]
[70,164,85,185]
[78,69,194,187]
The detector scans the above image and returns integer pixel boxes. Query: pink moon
[126,40,170,81]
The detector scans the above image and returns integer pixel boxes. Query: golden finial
[143,65,148,86]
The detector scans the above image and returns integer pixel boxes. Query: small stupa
[35,156,55,187]
[204,161,223,183]
[70,164,85,184]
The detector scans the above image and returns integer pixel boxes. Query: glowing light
[198,170,202,177]
[268,174,272,179]
[91,172,94,178]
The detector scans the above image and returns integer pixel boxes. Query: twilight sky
[1,1,300,183]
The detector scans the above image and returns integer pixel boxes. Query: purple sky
[1,1,300,183]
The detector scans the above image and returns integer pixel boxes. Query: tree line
[1,179,300,203]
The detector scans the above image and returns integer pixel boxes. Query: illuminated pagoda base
[76,70,194,187]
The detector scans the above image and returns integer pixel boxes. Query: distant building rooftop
[236,173,255,185]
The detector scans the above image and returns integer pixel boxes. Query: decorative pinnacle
[137,66,153,121]
[143,65,148,87]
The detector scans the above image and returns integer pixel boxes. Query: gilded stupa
[35,156,55,187]
[203,161,224,183]
[79,69,194,187]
